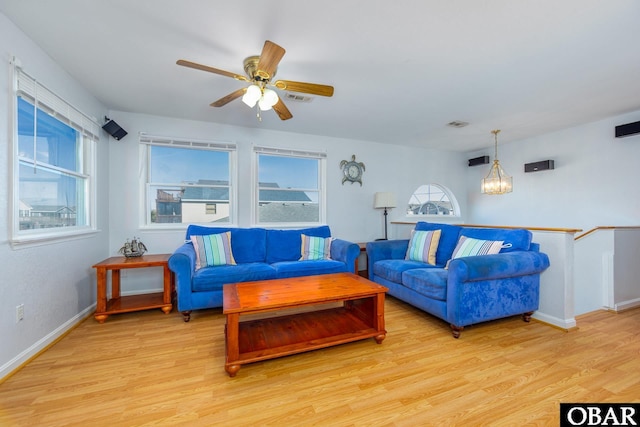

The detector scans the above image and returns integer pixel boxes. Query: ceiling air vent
[285,93,314,103]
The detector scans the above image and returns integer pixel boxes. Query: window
[407,184,459,217]
[254,146,326,225]
[141,134,236,226]
[12,66,99,243]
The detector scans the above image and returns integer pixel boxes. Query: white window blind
[254,145,327,159]
[140,133,236,151]
[15,67,101,140]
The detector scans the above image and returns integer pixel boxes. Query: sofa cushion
[266,226,331,263]
[190,232,236,269]
[229,228,268,263]
[273,260,347,278]
[191,263,277,292]
[300,235,332,260]
[460,227,531,252]
[402,268,449,301]
[405,229,441,265]
[373,259,437,283]
[415,222,463,266]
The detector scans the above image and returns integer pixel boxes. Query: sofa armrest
[366,239,410,278]
[330,239,360,273]
[447,251,550,283]
[168,242,197,311]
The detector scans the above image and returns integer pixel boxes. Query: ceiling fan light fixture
[242,84,261,107]
[258,88,279,111]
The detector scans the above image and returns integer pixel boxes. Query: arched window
[407,184,459,217]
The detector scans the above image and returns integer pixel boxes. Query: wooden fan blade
[177,59,248,81]
[272,98,293,120]
[210,88,246,107]
[256,40,285,80]
[273,80,334,97]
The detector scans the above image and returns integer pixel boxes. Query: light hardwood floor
[1,297,639,426]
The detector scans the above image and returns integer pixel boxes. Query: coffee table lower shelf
[225,305,385,376]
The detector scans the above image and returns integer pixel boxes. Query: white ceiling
[2,0,639,152]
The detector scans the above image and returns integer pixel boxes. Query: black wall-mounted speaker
[102,119,128,140]
[524,160,554,173]
[468,155,490,167]
[615,120,640,138]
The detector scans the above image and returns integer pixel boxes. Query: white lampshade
[258,88,279,111]
[374,192,397,209]
[242,84,261,108]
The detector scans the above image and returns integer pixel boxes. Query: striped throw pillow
[405,229,441,265]
[448,236,503,267]
[190,232,236,270]
[300,235,332,261]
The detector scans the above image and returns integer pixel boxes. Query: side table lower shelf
[104,292,171,315]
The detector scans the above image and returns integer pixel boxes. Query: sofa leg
[522,311,533,323]
[450,324,463,339]
[181,311,192,322]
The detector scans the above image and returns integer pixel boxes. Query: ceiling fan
[176,40,334,121]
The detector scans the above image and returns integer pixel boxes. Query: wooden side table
[92,254,174,323]
[357,242,368,278]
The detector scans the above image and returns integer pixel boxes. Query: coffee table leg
[374,293,386,344]
[225,313,241,377]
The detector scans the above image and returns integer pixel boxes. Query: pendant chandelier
[481,129,513,195]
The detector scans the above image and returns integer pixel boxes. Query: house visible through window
[13,66,99,242]
[407,184,458,216]
[141,135,236,226]
[205,203,217,215]
[254,147,325,225]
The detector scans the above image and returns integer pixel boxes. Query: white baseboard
[614,297,640,312]
[0,304,96,381]
[532,311,577,330]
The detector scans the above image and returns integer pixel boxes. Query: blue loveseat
[367,222,550,338]
[168,225,360,321]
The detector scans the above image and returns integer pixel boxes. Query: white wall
[465,110,640,231]
[104,111,469,293]
[0,13,110,378]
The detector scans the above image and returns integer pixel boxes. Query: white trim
[252,145,326,226]
[139,133,238,227]
[614,297,640,312]
[531,311,577,330]
[10,64,98,246]
[0,304,96,381]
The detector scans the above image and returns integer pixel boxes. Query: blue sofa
[168,225,360,321]
[367,222,550,338]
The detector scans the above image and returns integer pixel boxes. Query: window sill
[10,228,100,250]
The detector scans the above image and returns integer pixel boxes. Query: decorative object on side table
[340,154,365,186]
[374,192,396,240]
[118,236,148,257]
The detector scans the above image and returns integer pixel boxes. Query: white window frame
[139,133,237,228]
[252,146,327,227]
[406,183,460,218]
[10,63,99,247]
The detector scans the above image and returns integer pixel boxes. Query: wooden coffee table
[222,273,388,377]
